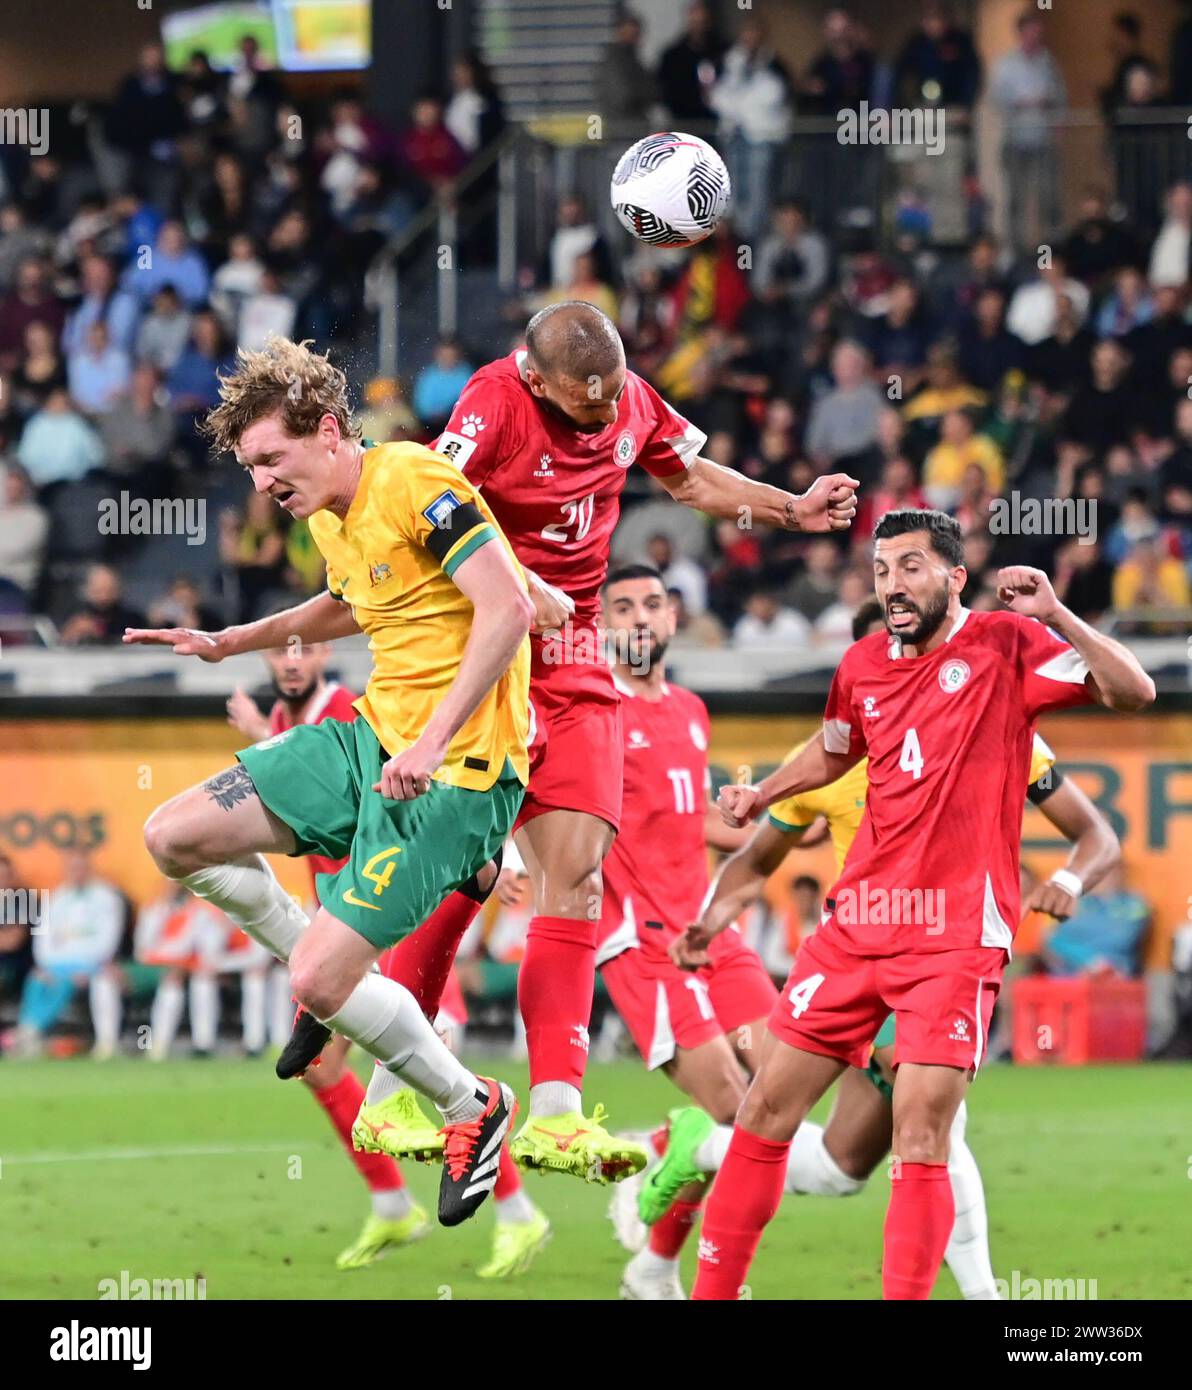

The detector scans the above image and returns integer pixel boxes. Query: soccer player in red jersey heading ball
[683,508,1154,1299]
[435,300,859,1180]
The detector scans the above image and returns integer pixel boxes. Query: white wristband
[1048,868,1083,898]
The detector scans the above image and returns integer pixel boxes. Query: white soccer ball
[611,131,731,248]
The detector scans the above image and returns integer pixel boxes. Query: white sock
[784,1122,867,1197]
[365,1061,410,1106]
[180,857,307,960]
[495,1190,537,1224]
[149,979,185,1057]
[89,973,121,1049]
[323,973,486,1122]
[529,1082,581,1117]
[268,963,294,1048]
[944,1101,999,1299]
[371,1187,413,1221]
[694,1124,733,1173]
[632,1247,677,1273]
[241,972,266,1052]
[189,974,218,1051]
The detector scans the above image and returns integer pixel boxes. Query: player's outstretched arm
[672,819,797,970]
[123,592,362,661]
[1027,777,1121,921]
[718,733,860,828]
[373,540,533,800]
[996,566,1156,712]
[657,456,859,533]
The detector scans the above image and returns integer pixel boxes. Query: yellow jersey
[308,440,531,792]
[767,733,1056,874]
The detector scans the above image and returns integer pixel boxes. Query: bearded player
[644,597,1122,1300]
[580,565,776,1298]
[684,508,1153,1299]
[430,300,858,1180]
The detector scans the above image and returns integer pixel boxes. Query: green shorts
[237,717,523,950]
[865,1013,897,1102]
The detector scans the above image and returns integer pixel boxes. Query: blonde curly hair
[201,336,361,455]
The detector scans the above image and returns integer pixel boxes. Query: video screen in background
[161,0,370,72]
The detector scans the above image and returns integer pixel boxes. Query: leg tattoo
[204,764,258,812]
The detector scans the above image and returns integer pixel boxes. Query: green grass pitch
[1,1057,1188,1300]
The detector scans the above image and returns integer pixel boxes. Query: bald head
[523,301,628,432]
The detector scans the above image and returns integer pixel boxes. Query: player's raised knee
[143,804,200,877]
[288,962,340,1021]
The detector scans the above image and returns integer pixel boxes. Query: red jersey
[597,676,713,965]
[268,681,359,891]
[435,350,706,627]
[820,607,1093,956]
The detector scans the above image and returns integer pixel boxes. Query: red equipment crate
[1011,976,1147,1065]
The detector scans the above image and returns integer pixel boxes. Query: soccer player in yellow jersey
[125,337,534,1227]
[646,597,1121,1298]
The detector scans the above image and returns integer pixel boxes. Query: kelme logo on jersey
[423,490,463,530]
[939,658,971,693]
[614,430,637,468]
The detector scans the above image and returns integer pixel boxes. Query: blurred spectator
[0,257,65,369]
[196,151,252,256]
[545,250,619,321]
[733,589,811,647]
[179,49,226,131]
[61,564,146,646]
[618,262,678,376]
[893,2,981,111]
[237,265,297,351]
[105,41,186,204]
[220,493,288,622]
[0,206,52,290]
[1172,0,1192,105]
[989,12,1067,252]
[804,341,883,469]
[1053,536,1114,622]
[803,9,875,113]
[210,233,264,335]
[397,93,467,199]
[1043,866,1148,977]
[227,34,284,163]
[122,220,211,307]
[1148,181,1192,288]
[167,310,232,422]
[146,574,222,632]
[708,516,762,618]
[598,10,658,124]
[100,363,176,483]
[1025,291,1095,391]
[854,451,929,539]
[646,532,707,616]
[1125,283,1192,384]
[952,464,998,536]
[753,201,831,310]
[0,852,33,1005]
[1094,265,1154,338]
[135,285,192,373]
[1111,535,1192,612]
[63,253,140,359]
[16,388,105,489]
[1061,338,1135,453]
[657,0,726,122]
[667,585,725,648]
[11,319,67,413]
[814,568,872,643]
[922,408,1004,509]
[957,287,1023,392]
[1061,188,1140,288]
[0,465,48,597]
[359,376,419,443]
[317,92,395,220]
[864,278,934,393]
[413,336,474,434]
[446,52,505,156]
[1006,253,1089,346]
[785,538,844,623]
[1101,12,1153,116]
[67,321,131,416]
[12,849,126,1059]
[709,17,793,241]
[542,195,612,297]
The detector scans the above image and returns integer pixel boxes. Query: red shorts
[768,927,1006,1073]
[515,641,623,831]
[600,929,777,1070]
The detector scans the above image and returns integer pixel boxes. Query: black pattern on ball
[611,132,681,186]
[613,203,686,247]
[686,158,727,226]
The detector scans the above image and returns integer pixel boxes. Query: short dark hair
[872,508,964,567]
[851,596,885,641]
[525,301,623,382]
[602,563,664,592]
